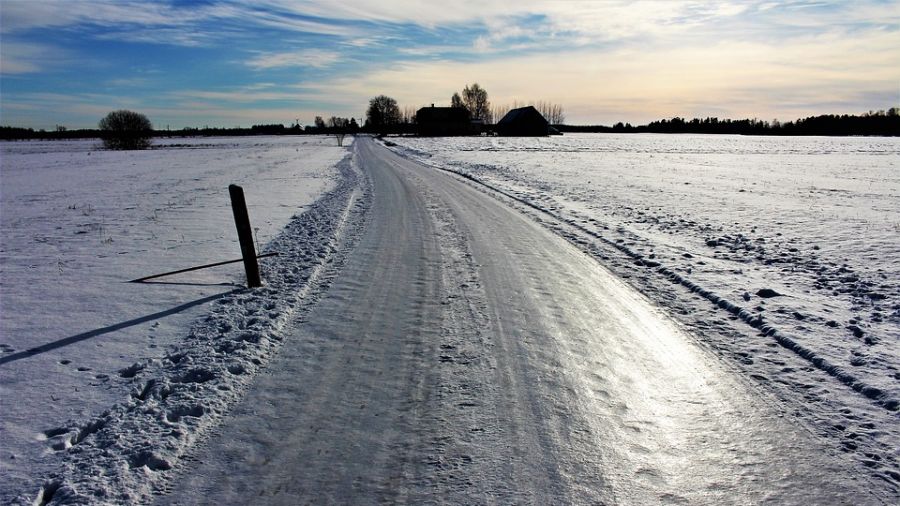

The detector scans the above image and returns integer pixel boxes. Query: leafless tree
[401,105,418,125]
[491,104,510,124]
[328,116,350,146]
[98,110,152,150]
[462,83,491,122]
[451,92,464,109]
[535,101,566,125]
[366,95,401,134]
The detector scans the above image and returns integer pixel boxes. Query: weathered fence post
[229,184,262,288]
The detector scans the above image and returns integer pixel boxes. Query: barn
[495,106,550,136]
[416,106,473,136]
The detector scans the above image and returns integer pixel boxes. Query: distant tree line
[0,124,308,141]
[0,116,361,142]
[3,107,897,142]
[558,108,899,136]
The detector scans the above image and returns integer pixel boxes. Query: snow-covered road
[162,137,882,504]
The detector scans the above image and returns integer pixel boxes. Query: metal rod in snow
[229,184,262,288]
[128,252,279,283]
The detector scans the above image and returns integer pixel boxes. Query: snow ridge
[18,154,372,505]
[655,265,897,409]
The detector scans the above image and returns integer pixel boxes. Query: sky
[1,0,898,129]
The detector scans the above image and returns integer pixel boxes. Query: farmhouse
[496,106,550,136]
[416,105,473,136]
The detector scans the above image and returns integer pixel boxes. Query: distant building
[416,105,473,136]
[496,106,550,136]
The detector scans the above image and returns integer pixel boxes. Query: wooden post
[229,184,262,288]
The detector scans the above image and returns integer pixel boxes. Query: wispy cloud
[0,0,358,45]
[5,1,896,51]
[0,41,68,74]
[1,0,898,129]
[221,4,361,38]
[245,49,342,70]
[342,37,384,48]
[105,77,150,87]
[304,23,900,124]
[1,1,187,33]
[94,28,222,47]
[171,88,305,103]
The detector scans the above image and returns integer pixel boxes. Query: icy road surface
[163,137,880,504]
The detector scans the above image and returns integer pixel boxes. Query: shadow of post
[0,289,241,367]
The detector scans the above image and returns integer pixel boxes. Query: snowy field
[0,136,355,502]
[389,133,900,489]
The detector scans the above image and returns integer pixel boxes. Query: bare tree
[492,101,523,123]
[98,110,152,150]
[462,83,491,122]
[451,92,464,109]
[328,116,350,146]
[401,105,418,125]
[534,101,565,125]
[366,95,401,134]
[491,104,510,124]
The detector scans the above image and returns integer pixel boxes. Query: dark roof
[416,106,470,123]
[416,106,478,136]
[497,106,547,127]
[496,106,549,136]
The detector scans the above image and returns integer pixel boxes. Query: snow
[2,132,898,502]
[387,133,900,492]
[0,136,359,503]
[159,138,883,504]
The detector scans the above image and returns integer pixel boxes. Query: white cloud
[93,28,218,47]
[246,49,341,69]
[5,1,896,58]
[0,42,67,74]
[171,88,304,103]
[1,55,40,74]
[211,3,361,37]
[2,0,898,127]
[0,1,356,43]
[0,1,198,33]
[342,37,383,48]
[105,77,149,87]
[306,26,900,124]
[266,0,756,40]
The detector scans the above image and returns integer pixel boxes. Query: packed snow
[387,133,900,492]
[0,136,362,503]
[157,137,884,504]
[2,132,898,502]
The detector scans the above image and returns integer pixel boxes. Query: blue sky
[1,0,898,129]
